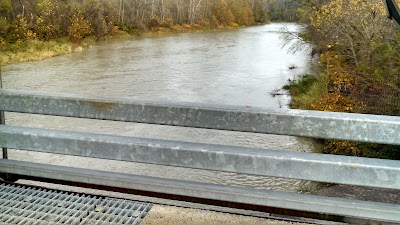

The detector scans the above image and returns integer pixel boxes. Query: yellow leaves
[33,0,64,40]
[332,75,349,85]
[36,0,55,16]
[310,92,355,112]
[308,50,359,113]
[10,14,37,42]
[212,0,235,26]
[26,30,37,40]
[345,105,353,111]
[68,14,92,44]
[310,0,388,36]
[37,17,44,24]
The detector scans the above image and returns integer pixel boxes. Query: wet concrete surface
[313,185,400,204]
[141,205,313,225]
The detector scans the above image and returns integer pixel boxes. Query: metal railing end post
[0,64,8,159]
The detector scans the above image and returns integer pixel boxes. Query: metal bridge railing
[0,89,399,223]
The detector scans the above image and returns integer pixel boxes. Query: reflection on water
[3,23,316,192]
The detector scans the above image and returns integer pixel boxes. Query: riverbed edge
[0,24,262,66]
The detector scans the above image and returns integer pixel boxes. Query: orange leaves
[212,0,234,26]
[324,140,361,156]
[309,51,358,113]
[68,14,92,44]
[297,0,400,159]
[310,92,354,112]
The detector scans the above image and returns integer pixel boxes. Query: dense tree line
[266,0,301,21]
[0,0,271,44]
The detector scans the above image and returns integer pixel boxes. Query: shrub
[68,14,92,44]
[8,15,37,43]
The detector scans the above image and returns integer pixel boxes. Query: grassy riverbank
[0,39,72,65]
[0,23,251,65]
[282,74,319,109]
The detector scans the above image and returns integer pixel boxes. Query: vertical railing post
[0,64,7,159]
[0,64,14,182]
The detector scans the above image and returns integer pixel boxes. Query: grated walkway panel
[0,182,152,225]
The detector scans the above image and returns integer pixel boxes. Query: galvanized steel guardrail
[1,89,400,145]
[0,89,400,223]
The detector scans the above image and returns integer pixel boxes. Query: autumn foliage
[68,14,92,44]
[303,0,400,116]
[0,0,271,46]
[290,0,400,159]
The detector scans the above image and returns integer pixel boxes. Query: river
[2,23,317,192]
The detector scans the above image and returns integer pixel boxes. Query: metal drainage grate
[0,182,152,225]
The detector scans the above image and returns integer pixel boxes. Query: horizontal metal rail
[0,159,399,223]
[1,89,400,223]
[1,89,400,144]
[1,125,400,190]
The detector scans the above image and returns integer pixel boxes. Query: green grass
[0,38,73,65]
[283,74,325,109]
[283,75,317,93]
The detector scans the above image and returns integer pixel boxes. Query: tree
[0,0,270,44]
[0,0,11,44]
[34,0,64,40]
[231,0,254,25]
[82,0,108,38]
[188,0,203,24]
[68,13,92,43]
[0,0,11,14]
[212,0,234,25]
[309,0,394,66]
[252,0,269,23]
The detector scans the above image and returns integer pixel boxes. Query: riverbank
[0,38,90,65]
[286,0,400,160]
[0,23,250,65]
[0,39,71,65]
[283,52,400,160]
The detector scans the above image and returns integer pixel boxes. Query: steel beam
[1,89,400,145]
[0,159,399,223]
[0,111,6,159]
[2,125,400,190]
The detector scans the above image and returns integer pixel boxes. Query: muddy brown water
[3,23,318,192]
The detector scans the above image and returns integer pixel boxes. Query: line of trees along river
[0,0,275,44]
